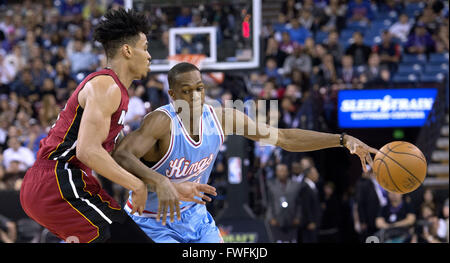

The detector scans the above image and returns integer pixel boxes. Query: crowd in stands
[0,0,448,242]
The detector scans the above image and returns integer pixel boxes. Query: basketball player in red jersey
[19,8,213,243]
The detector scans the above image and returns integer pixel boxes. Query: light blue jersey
[125,103,224,243]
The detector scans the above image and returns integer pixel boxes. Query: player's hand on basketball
[343,135,379,173]
[173,181,217,205]
[131,180,148,216]
[155,177,180,225]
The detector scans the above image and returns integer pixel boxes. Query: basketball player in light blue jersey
[112,62,378,243]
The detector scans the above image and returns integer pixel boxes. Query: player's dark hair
[93,8,149,59]
[167,62,200,89]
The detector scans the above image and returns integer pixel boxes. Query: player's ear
[168,89,175,100]
[121,44,132,59]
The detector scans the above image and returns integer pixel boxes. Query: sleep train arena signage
[338,88,438,128]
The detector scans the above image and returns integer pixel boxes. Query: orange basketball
[373,141,427,194]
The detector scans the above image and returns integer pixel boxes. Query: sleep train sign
[338,88,438,128]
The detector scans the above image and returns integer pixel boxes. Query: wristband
[340,132,347,147]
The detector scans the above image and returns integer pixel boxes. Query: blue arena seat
[429,53,449,63]
[402,54,426,64]
[424,63,449,74]
[397,63,423,74]
[392,73,420,83]
[420,73,446,83]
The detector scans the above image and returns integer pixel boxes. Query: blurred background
[0,0,448,243]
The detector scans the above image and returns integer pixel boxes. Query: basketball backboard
[131,0,261,72]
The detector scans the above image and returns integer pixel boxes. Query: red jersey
[36,68,129,173]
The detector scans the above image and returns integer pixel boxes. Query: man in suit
[266,163,302,242]
[299,166,321,243]
[354,166,388,241]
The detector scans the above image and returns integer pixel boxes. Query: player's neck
[106,60,133,89]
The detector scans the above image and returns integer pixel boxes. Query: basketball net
[167,54,206,70]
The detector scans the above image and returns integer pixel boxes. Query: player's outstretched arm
[76,76,147,215]
[215,107,378,172]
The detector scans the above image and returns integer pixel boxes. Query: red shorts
[20,159,126,243]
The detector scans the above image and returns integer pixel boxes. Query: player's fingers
[176,202,181,221]
[131,205,137,215]
[198,184,217,196]
[161,202,168,226]
[361,157,367,173]
[191,195,206,205]
[368,146,379,154]
[202,194,212,202]
[169,201,175,223]
[366,153,374,168]
[156,202,161,222]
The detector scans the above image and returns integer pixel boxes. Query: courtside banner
[338,88,438,128]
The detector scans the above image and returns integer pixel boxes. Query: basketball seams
[387,145,427,164]
[378,158,402,193]
[378,141,406,163]
[375,148,423,185]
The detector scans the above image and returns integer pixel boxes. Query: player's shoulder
[87,74,119,90]
[80,75,121,111]
[140,108,172,132]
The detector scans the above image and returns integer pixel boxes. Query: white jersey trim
[151,108,175,171]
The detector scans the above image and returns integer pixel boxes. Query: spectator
[389,13,412,43]
[281,0,300,21]
[375,192,416,242]
[266,163,302,242]
[282,44,312,75]
[287,18,311,46]
[279,96,299,129]
[320,181,341,242]
[319,0,347,33]
[26,119,46,156]
[0,214,16,243]
[346,0,374,24]
[337,55,359,89]
[273,13,288,38]
[0,114,8,148]
[38,94,60,128]
[315,53,338,88]
[354,167,388,241]
[345,31,372,66]
[299,9,314,31]
[0,50,15,86]
[30,57,50,88]
[2,136,35,172]
[125,85,147,131]
[420,188,437,213]
[287,68,310,94]
[278,31,296,66]
[176,7,192,27]
[413,203,445,243]
[293,156,315,183]
[299,165,322,243]
[68,39,98,75]
[438,199,449,243]
[10,69,39,101]
[325,31,344,67]
[405,22,436,55]
[264,57,283,86]
[359,53,386,85]
[435,23,449,53]
[259,80,279,100]
[372,31,401,72]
